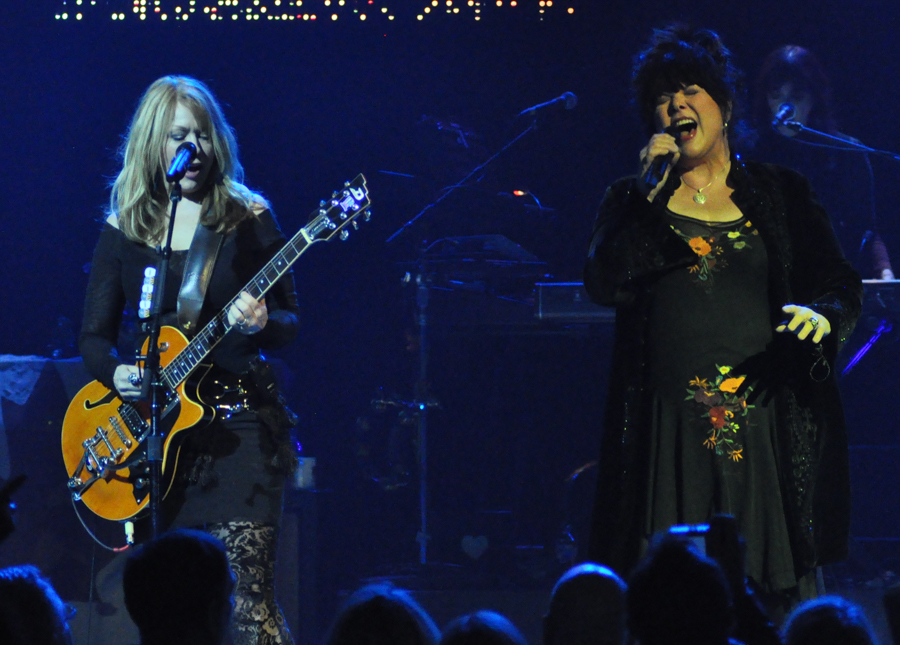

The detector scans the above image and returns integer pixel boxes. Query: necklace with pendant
[682,161,730,204]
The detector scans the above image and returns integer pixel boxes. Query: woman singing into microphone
[584,25,862,605]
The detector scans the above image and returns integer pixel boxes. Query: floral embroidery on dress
[685,364,754,462]
[670,220,758,288]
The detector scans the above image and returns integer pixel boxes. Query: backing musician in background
[753,45,894,280]
[584,24,862,610]
[80,76,300,645]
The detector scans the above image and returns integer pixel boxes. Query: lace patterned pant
[205,521,294,645]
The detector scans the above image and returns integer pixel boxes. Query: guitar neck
[160,228,309,389]
[161,175,369,390]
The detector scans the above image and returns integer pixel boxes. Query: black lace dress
[644,210,796,591]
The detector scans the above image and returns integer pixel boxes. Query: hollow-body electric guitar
[62,175,370,522]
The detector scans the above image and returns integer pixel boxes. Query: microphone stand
[386,122,538,245]
[386,104,556,566]
[141,180,184,538]
[778,120,900,161]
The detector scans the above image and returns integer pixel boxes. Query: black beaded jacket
[583,157,863,580]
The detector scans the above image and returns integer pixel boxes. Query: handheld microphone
[772,103,795,127]
[645,125,680,189]
[165,141,198,182]
[645,153,674,189]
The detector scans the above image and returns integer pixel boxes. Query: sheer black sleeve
[584,177,696,307]
[79,223,127,390]
[250,209,301,349]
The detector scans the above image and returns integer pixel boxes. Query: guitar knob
[340,230,350,241]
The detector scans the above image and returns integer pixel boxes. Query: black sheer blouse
[79,209,301,389]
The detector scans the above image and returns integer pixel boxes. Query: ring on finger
[128,372,142,386]
[809,316,819,329]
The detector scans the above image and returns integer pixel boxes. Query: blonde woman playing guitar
[76,76,300,645]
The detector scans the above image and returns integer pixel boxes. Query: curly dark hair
[632,24,751,145]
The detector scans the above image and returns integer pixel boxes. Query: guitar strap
[177,222,224,336]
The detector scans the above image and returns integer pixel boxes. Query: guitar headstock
[305,174,371,243]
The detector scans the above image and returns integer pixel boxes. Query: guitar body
[61,326,214,521]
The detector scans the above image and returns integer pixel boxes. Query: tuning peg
[320,200,326,207]
[352,221,359,230]
[340,230,350,241]
[364,210,372,221]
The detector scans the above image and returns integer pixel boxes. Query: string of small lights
[54,0,577,23]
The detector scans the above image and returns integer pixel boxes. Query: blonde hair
[110,75,265,244]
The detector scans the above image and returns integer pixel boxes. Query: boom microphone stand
[386,92,576,565]
[141,142,197,538]
[776,116,900,161]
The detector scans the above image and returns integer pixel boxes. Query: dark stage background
[2,0,900,640]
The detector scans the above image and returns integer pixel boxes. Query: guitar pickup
[118,404,150,442]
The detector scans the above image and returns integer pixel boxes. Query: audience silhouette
[325,582,440,645]
[543,562,626,645]
[123,529,235,645]
[440,610,528,645]
[782,596,877,645]
[0,564,73,645]
[627,533,737,645]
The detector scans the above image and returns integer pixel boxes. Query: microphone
[645,152,674,190]
[772,103,795,127]
[517,92,578,117]
[165,141,198,182]
[644,125,680,189]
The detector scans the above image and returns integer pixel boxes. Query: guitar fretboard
[160,175,369,390]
